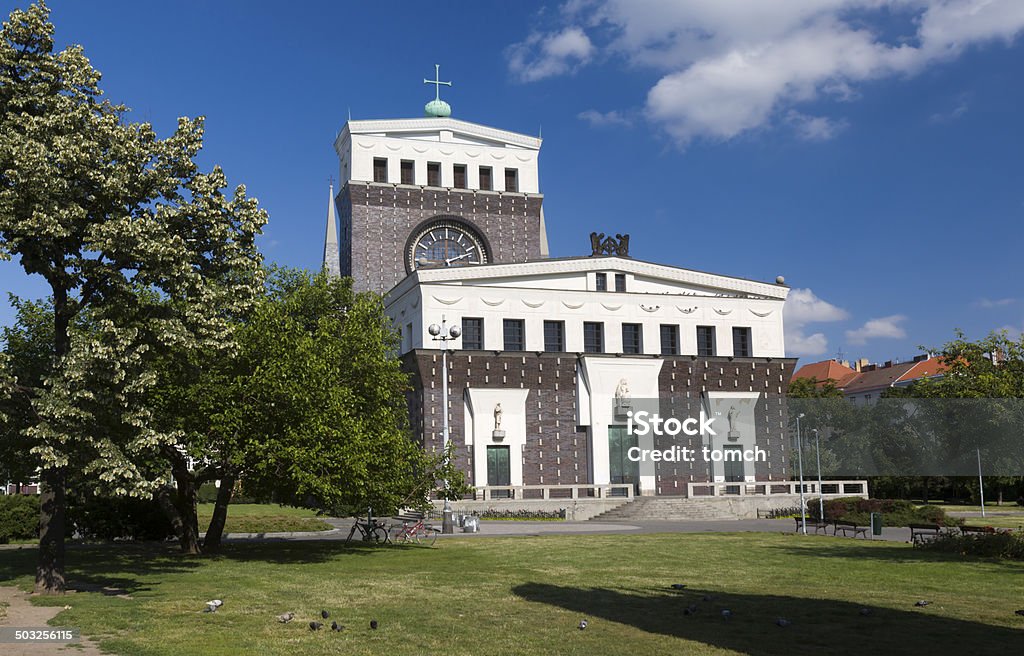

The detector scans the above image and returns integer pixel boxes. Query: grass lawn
[961,516,1024,530]
[2,533,1023,655]
[196,504,332,534]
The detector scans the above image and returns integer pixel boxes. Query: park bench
[908,523,941,544]
[959,525,996,536]
[793,517,829,534]
[833,520,868,538]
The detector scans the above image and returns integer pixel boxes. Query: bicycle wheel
[371,525,389,544]
[426,526,439,546]
[345,524,358,545]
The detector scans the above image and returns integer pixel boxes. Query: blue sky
[2,0,1022,365]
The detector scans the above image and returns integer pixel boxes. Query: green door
[487,446,511,498]
[723,446,744,494]
[608,426,639,496]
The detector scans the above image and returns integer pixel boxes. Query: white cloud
[507,27,595,82]
[787,110,848,141]
[974,297,1016,308]
[845,314,908,345]
[929,94,970,123]
[509,0,1024,145]
[784,288,849,357]
[577,109,633,127]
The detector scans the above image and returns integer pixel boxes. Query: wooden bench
[833,520,868,538]
[793,517,829,534]
[909,523,941,544]
[959,525,996,536]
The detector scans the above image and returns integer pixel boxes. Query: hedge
[0,494,40,542]
[920,531,1024,559]
[806,496,957,527]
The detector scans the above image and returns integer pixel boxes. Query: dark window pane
[543,321,564,351]
[660,325,679,356]
[622,323,642,354]
[479,167,492,190]
[697,326,716,357]
[504,168,518,192]
[595,273,607,291]
[733,327,752,357]
[503,319,525,351]
[400,160,414,185]
[453,164,467,189]
[462,318,483,350]
[427,162,441,187]
[614,273,626,292]
[373,158,387,183]
[584,322,604,353]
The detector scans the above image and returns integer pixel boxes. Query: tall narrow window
[504,168,518,192]
[733,327,752,357]
[595,273,607,291]
[660,325,679,356]
[697,326,716,357]
[479,166,493,191]
[614,273,626,292]
[503,319,525,351]
[427,162,441,187]
[622,323,642,354]
[462,317,483,350]
[373,157,388,183]
[453,164,467,189]
[400,160,415,185]
[584,322,604,353]
[543,320,565,352]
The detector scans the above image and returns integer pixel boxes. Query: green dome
[424,99,451,118]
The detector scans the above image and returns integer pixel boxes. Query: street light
[813,428,824,524]
[428,316,461,534]
[795,413,807,535]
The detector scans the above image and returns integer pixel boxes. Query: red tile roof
[791,360,858,387]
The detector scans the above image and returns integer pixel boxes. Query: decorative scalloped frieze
[432,296,463,305]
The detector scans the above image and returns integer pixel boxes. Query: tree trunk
[35,467,66,594]
[921,477,930,504]
[37,289,70,595]
[160,452,201,555]
[202,475,235,553]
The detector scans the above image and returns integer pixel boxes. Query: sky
[1,0,1023,366]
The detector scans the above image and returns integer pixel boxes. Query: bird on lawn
[370,620,379,630]
[721,609,732,619]
[683,605,698,616]
[331,621,344,632]
[1015,610,1024,617]
[578,620,588,630]
[309,621,323,631]
[776,618,791,627]
[202,599,223,613]
[859,608,873,616]
[276,612,294,624]
[670,584,687,590]
[914,600,931,607]
[321,610,330,619]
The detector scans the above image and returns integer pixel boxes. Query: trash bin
[462,515,479,533]
[870,512,882,537]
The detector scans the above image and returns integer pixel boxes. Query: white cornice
[385,256,789,301]
[335,118,542,151]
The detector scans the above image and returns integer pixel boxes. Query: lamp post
[428,317,461,534]
[813,428,824,523]
[795,413,807,535]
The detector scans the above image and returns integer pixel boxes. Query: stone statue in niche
[589,232,630,257]
[492,403,505,440]
[614,378,631,416]
[727,405,740,440]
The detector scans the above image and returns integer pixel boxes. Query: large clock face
[407,221,488,272]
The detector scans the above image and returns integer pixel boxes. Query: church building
[324,70,798,503]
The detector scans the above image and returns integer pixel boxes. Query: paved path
[0,587,103,656]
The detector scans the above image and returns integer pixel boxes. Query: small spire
[423,64,452,118]
[323,182,341,277]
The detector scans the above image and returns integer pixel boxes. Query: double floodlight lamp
[429,323,461,339]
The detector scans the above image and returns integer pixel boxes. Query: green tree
[0,2,265,591]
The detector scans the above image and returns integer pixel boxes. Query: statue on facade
[614,379,631,416]
[589,232,631,257]
[492,403,505,440]
[727,405,740,440]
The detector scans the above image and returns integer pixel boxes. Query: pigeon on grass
[914,600,931,607]
[331,621,344,632]
[721,609,732,619]
[776,618,791,628]
[202,599,223,613]
[859,608,873,616]
[309,621,323,631]
[670,584,687,590]
[321,610,330,619]
[1015,610,1024,617]
[370,620,379,630]
[276,612,294,624]
[578,620,588,630]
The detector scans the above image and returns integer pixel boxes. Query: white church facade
[324,77,800,501]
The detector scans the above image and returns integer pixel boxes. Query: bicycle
[345,509,390,545]
[389,511,439,546]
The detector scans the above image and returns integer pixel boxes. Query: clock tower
[326,68,548,294]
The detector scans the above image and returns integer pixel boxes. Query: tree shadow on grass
[513,583,1024,656]
[769,540,1024,574]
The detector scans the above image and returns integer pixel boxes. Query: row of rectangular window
[372,158,518,192]
[595,272,626,292]
[461,318,752,357]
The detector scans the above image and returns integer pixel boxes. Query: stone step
[589,497,744,521]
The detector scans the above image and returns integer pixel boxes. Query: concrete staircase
[589,496,743,521]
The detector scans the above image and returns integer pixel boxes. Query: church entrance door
[607,426,639,496]
[723,445,744,495]
[487,446,511,499]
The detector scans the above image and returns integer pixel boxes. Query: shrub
[475,508,566,520]
[0,494,39,542]
[808,497,957,527]
[920,531,1024,559]
[67,493,175,542]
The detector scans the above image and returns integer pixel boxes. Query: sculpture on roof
[590,232,630,257]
